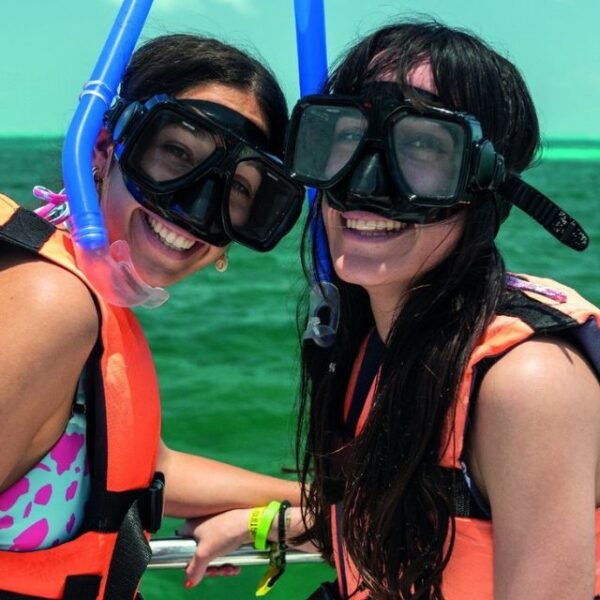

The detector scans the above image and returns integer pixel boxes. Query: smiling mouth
[344,217,411,236]
[145,213,198,251]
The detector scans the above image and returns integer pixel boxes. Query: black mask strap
[499,173,589,251]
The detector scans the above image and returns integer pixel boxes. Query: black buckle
[139,471,165,534]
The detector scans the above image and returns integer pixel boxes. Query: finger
[183,553,209,589]
[206,564,241,577]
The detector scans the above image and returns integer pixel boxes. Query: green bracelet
[254,500,281,550]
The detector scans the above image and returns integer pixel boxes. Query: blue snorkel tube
[294,0,339,347]
[63,0,168,308]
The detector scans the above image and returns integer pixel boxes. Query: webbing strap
[103,501,152,599]
[0,591,51,600]
[0,574,100,600]
[63,575,102,600]
[333,504,348,599]
[0,207,55,252]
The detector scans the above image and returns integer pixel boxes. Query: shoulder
[469,337,600,596]
[479,336,599,420]
[0,248,99,488]
[470,336,600,498]
[0,247,98,351]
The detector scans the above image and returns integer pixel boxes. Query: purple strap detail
[506,274,567,303]
[32,185,70,225]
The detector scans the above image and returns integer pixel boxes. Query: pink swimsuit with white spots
[0,401,90,551]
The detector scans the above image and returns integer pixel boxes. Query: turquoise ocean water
[1,138,598,599]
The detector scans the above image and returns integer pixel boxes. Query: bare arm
[157,441,307,587]
[0,250,98,490]
[470,337,600,600]
[158,440,302,517]
[177,504,316,587]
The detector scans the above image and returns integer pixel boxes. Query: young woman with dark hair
[171,22,600,599]
[0,33,303,597]
[284,20,599,600]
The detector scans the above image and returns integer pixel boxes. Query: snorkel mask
[105,94,304,252]
[285,82,589,251]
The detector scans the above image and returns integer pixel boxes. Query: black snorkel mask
[105,94,305,252]
[285,82,589,251]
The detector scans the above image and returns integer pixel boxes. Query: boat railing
[148,538,323,569]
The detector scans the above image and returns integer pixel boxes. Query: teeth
[346,218,406,232]
[146,214,195,251]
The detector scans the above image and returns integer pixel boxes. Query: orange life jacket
[329,275,600,599]
[0,195,163,599]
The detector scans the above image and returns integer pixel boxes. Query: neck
[366,283,408,341]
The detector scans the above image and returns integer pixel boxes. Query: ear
[93,127,115,178]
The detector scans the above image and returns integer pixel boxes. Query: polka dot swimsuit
[0,398,90,551]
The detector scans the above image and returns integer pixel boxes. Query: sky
[0,0,598,140]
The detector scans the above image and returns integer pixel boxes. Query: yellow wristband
[248,506,266,542]
[254,501,280,550]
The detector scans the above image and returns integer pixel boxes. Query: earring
[215,253,228,273]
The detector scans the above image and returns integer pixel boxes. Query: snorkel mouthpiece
[63,0,168,308]
[74,240,169,309]
[303,281,340,348]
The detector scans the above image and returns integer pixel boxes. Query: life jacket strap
[0,206,55,252]
[103,472,165,599]
[0,575,101,600]
[104,499,152,599]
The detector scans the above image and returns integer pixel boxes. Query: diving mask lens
[224,151,305,252]
[116,103,231,245]
[127,108,220,185]
[291,104,367,185]
[389,114,467,204]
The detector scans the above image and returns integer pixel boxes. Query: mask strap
[499,173,589,251]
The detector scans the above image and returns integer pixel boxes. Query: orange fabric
[0,195,161,598]
[442,517,494,599]
[597,510,600,596]
[331,504,368,600]
[331,277,600,598]
[0,532,118,597]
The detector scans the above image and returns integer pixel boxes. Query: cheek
[417,217,464,265]
[321,201,338,236]
[101,173,138,236]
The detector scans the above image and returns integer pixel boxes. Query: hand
[176,508,252,589]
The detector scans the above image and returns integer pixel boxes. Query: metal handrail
[148,538,323,569]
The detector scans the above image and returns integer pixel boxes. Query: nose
[347,151,393,199]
